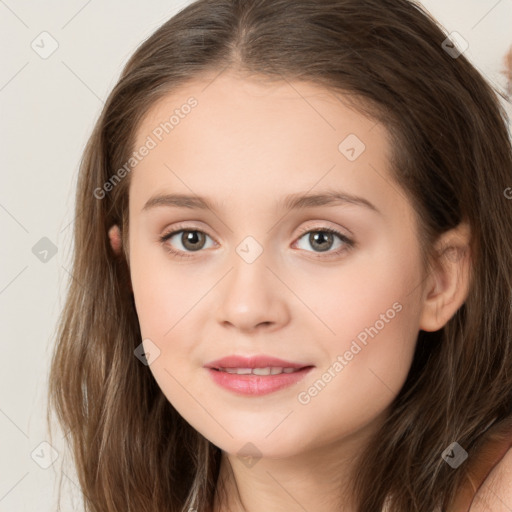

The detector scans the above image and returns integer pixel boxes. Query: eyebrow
[142,190,380,215]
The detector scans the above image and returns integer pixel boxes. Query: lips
[207,366,314,395]
[204,355,315,395]
[204,354,312,370]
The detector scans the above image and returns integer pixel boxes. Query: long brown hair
[47,0,512,510]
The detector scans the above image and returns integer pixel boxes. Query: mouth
[211,366,311,376]
[206,366,314,396]
[204,355,315,396]
[204,354,313,372]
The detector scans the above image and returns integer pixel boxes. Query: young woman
[47,0,512,510]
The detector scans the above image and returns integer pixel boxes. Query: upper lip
[204,355,313,369]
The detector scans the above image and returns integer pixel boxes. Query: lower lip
[206,367,314,396]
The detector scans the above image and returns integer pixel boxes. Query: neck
[212,409,388,512]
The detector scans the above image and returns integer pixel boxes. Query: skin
[109,69,471,511]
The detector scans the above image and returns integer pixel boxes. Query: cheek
[131,274,173,338]
[303,241,422,391]
[129,240,193,339]
[281,261,421,453]
[129,241,215,388]
[130,248,201,406]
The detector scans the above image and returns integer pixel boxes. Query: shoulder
[470,445,512,511]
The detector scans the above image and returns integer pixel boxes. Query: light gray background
[1,1,511,510]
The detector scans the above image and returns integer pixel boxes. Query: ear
[108,224,133,293]
[419,221,472,332]
[108,224,122,255]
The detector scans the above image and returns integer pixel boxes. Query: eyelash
[159,223,355,260]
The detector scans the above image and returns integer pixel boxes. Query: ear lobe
[419,222,472,332]
[108,224,122,255]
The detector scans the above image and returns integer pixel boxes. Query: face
[126,70,427,459]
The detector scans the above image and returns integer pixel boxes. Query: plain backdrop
[1,1,511,510]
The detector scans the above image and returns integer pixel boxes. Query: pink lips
[204,354,314,396]
[204,354,310,369]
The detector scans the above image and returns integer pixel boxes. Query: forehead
[135,70,389,150]
[129,70,397,216]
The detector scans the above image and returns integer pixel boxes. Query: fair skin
[108,70,475,511]
[471,450,512,512]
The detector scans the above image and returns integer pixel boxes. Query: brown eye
[180,231,207,251]
[295,227,353,255]
[307,231,335,252]
[160,229,215,257]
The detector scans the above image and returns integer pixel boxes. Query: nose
[215,249,291,333]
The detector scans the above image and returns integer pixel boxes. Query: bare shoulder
[470,446,512,511]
